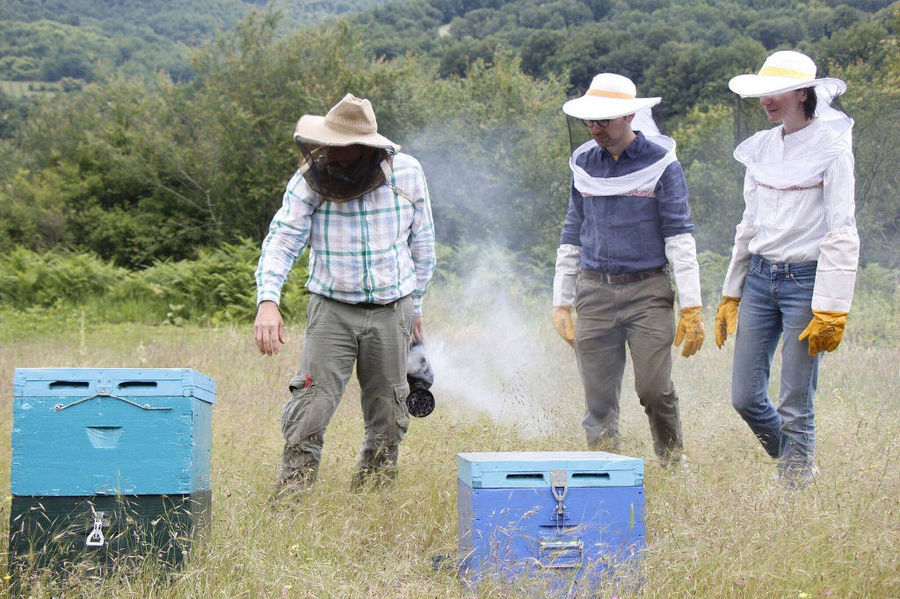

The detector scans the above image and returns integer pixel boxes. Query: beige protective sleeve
[812,226,859,312]
[722,173,758,298]
[722,219,756,298]
[812,150,859,312]
[552,244,581,307]
[664,233,702,308]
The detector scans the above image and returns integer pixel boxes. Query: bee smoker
[406,340,435,418]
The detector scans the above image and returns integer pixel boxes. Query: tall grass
[0,273,897,598]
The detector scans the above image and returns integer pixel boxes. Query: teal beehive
[11,368,215,496]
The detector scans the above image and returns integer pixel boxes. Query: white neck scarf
[569,107,678,197]
[734,84,853,188]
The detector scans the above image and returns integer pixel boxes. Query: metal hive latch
[85,508,110,547]
[550,469,568,519]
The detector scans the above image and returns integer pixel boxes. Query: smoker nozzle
[406,339,435,418]
[406,381,435,418]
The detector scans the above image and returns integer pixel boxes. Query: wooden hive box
[8,368,215,583]
[457,451,645,594]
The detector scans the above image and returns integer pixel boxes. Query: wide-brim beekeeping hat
[728,50,846,99]
[293,93,400,152]
[562,73,661,120]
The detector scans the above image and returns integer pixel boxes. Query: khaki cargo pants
[278,293,413,485]
[574,272,684,460]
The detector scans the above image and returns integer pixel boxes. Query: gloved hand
[714,296,740,348]
[799,311,848,356]
[552,305,575,348]
[674,306,704,357]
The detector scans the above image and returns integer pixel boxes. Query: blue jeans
[731,255,820,476]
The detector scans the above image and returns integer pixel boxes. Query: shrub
[0,247,126,306]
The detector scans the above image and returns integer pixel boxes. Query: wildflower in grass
[737,578,745,585]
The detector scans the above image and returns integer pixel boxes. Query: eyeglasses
[582,119,611,128]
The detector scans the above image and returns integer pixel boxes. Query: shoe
[350,466,397,491]
[269,467,317,503]
[268,482,309,504]
[777,465,819,490]
[661,453,694,478]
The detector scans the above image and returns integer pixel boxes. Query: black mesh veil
[297,142,392,202]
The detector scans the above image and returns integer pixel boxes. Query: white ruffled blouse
[722,117,860,312]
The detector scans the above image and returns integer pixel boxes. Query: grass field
[0,284,897,597]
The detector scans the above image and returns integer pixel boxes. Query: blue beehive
[457,451,645,591]
[11,368,215,495]
[8,368,215,584]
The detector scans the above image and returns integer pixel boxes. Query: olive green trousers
[574,272,684,459]
[278,293,413,486]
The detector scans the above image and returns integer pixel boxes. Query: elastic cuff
[257,290,282,306]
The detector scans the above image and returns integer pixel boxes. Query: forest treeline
[0,0,392,84]
[0,1,897,300]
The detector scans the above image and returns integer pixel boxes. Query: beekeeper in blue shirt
[551,73,703,464]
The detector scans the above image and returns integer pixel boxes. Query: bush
[0,247,126,306]
[0,240,310,326]
[110,238,309,325]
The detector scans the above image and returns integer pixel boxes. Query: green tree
[837,56,900,266]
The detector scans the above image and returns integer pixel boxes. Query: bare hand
[255,301,286,355]
[412,316,424,343]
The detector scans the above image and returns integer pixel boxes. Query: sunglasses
[582,119,611,128]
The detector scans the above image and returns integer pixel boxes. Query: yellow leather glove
[714,296,740,348]
[674,306,704,357]
[799,310,848,356]
[552,305,575,348]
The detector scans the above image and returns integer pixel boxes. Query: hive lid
[457,451,644,488]
[13,368,217,404]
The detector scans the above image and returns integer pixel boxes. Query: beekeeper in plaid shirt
[254,94,435,494]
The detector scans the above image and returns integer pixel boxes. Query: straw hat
[728,50,846,98]
[562,73,661,120]
[293,93,400,152]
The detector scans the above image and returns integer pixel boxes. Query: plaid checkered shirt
[256,153,436,315]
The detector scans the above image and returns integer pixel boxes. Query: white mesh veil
[569,107,678,196]
[734,81,853,188]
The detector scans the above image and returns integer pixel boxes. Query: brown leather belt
[353,300,398,309]
[321,295,399,310]
[581,266,667,284]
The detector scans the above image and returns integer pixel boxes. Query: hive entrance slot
[505,473,545,481]
[50,381,89,389]
[118,381,158,389]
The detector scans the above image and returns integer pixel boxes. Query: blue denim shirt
[560,131,694,274]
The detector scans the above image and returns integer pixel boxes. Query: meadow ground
[0,285,897,598]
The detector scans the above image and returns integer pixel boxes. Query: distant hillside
[0,0,400,82]
[352,0,898,119]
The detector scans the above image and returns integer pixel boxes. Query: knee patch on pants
[281,384,338,448]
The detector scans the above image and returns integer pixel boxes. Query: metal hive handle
[54,391,172,412]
